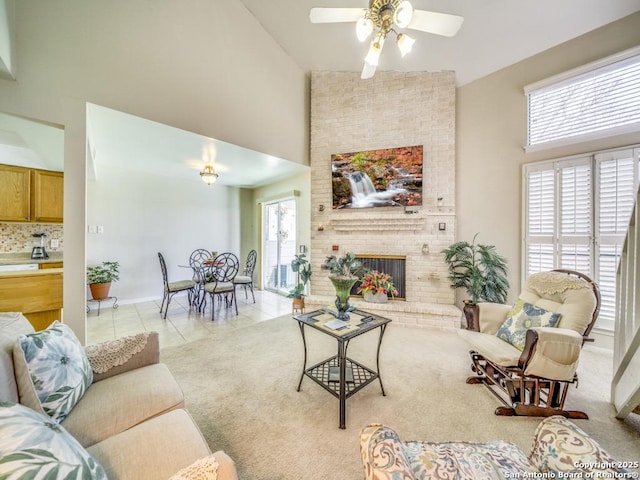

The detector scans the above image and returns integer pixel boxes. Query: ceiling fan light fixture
[393,1,414,28]
[355,17,373,41]
[200,164,219,185]
[396,33,415,57]
[364,33,385,67]
[361,61,377,80]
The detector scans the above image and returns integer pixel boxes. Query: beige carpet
[161,315,640,480]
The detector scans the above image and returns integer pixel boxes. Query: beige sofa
[0,312,237,479]
[360,416,632,479]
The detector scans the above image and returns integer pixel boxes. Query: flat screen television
[331,145,423,209]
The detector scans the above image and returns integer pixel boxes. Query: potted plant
[322,252,365,318]
[287,253,312,312]
[442,234,509,329]
[87,261,120,300]
[356,270,399,303]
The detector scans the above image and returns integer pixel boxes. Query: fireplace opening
[351,255,406,300]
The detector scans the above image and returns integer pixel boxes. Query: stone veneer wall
[308,71,461,329]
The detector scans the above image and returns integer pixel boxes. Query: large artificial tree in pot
[442,234,509,329]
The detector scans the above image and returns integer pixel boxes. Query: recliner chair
[458,269,600,419]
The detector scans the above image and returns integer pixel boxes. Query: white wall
[87,164,240,302]
[456,12,640,307]
[0,1,307,342]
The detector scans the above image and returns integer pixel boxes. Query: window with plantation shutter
[523,146,639,332]
[526,48,640,150]
[594,149,639,329]
[525,165,555,275]
[559,161,592,274]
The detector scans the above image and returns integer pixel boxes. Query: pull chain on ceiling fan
[310,0,464,79]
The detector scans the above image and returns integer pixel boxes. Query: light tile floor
[86,288,293,348]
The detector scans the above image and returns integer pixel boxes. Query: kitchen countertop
[0,252,63,265]
[0,268,63,277]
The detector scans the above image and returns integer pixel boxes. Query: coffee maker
[31,233,49,259]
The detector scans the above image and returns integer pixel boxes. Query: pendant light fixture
[200,164,218,185]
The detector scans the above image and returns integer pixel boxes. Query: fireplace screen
[351,255,406,300]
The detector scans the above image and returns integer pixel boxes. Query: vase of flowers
[357,270,398,303]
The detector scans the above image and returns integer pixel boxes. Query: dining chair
[189,248,211,311]
[203,252,239,321]
[233,249,257,303]
[158,252,196,319]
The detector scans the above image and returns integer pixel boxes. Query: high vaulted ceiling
[1,1,639,186]
[239,0,640,85]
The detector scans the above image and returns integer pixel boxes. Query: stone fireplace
[307,71,462,329]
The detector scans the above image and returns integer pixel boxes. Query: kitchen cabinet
[33,169,64,223]
[40,262,63,269]
[0,269,63,331]
[0,165,31,222]
[0,164,63,223]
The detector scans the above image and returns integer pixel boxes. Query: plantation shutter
[523,147,639,332]
[594,148,640,330]
[524,163,555,276]
[558,159,592,274]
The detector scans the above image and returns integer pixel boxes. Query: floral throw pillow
[14,321,93,422]
[496,298,562,351]
[0,401,107,479]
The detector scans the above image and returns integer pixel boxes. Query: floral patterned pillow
[496,298,562,350]
[0,401,107,479]
[14,321,93,422]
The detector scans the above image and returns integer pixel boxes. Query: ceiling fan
[310,0,464,79]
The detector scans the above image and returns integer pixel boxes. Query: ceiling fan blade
[361,62,377,80]
[309,7,365,24]
[407,10,464,37]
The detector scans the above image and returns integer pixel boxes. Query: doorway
[263,198,296,295]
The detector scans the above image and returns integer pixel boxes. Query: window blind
[527,53,640,147]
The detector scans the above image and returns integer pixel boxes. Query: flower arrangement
[356,270,398,297]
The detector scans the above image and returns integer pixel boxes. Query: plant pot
[89,282,111,300]
[363,291,388,303]
[329,275,358,320]
[462,300,479,331]
[292,296,305,314]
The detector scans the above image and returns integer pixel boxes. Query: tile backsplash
[0,223,64,253]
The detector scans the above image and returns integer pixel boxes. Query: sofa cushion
[521,271,596,334]
[0,401,107,479]
[0,312,34,403]
[87,409,213,480]
[13,321,93,422]
[404,439,539,479]
[530,415,630,476]
[62,362,185,447]
[457,329,522,366]
[496,298,561,350]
